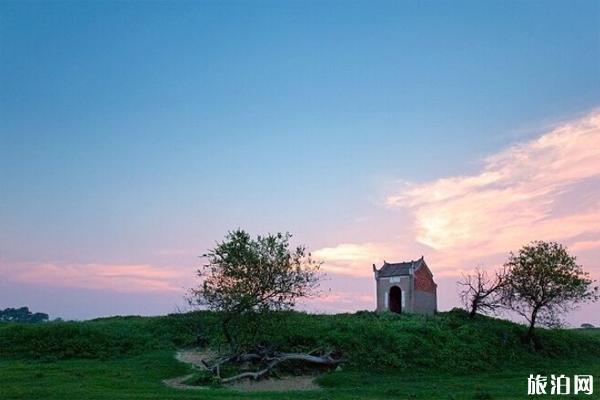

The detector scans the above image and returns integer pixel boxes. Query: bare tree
[458,267,507,318]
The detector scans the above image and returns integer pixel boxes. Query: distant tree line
[0,307,49,323]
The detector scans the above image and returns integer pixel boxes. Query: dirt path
[228,375,320,392]
[163,349,321,392]
[175,349,216,368]
[162,374,208,390]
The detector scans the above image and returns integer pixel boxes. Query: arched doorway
[389,286,402,313]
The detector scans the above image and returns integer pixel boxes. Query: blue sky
[1,0,599,322]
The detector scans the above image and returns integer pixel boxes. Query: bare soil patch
[175,349,216,368]
[227,374,320,392]
[164,349,322,392]
[162,374,208,390]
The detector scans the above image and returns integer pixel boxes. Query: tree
[0,307,49,323]
[501,241,599,342]
[190,230,322,346]
[458,266,507,318]
[188,231,337,384]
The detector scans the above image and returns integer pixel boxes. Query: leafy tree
[458,266,507,318]
[190,230,322,346]
[0,307,49,323]
[501,241,599,342]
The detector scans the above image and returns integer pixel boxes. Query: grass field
[1,311,599,399]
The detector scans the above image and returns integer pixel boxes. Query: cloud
[6,111,599,320]
[570,239,600,253]
[0,261,188,293]
[300,286,375,313]
[315,110,600,287]
[313,242,399,277]
[385,111,600,267]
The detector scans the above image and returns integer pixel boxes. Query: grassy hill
[1,310,599,399]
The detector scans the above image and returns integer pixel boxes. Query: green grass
[1,310,599,399]
[578,327,600,337]
[1,352,597,400]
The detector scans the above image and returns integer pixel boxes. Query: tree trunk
[469,309,477,318]
[469,299,478,318]
[222,314,234,347]
[526,308,538,343]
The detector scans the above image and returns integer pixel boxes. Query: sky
[1,0,599,326]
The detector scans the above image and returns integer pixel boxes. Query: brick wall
[414,265,436,293]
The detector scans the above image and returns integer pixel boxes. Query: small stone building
[373,256,437,315]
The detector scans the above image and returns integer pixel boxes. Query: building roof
[375,257,425,277]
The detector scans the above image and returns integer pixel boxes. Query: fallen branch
[268,352,341,365]
[203,353,239,374]
[219,351,342,384]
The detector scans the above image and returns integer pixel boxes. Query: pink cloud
[385,111,600,269]
[6,112,600,323]
[301,287,374,313]
[313,242,412,277]
[570,239,600,253]
[316,111,600,287]
[0,261,188,293]
[313,243,386,276]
